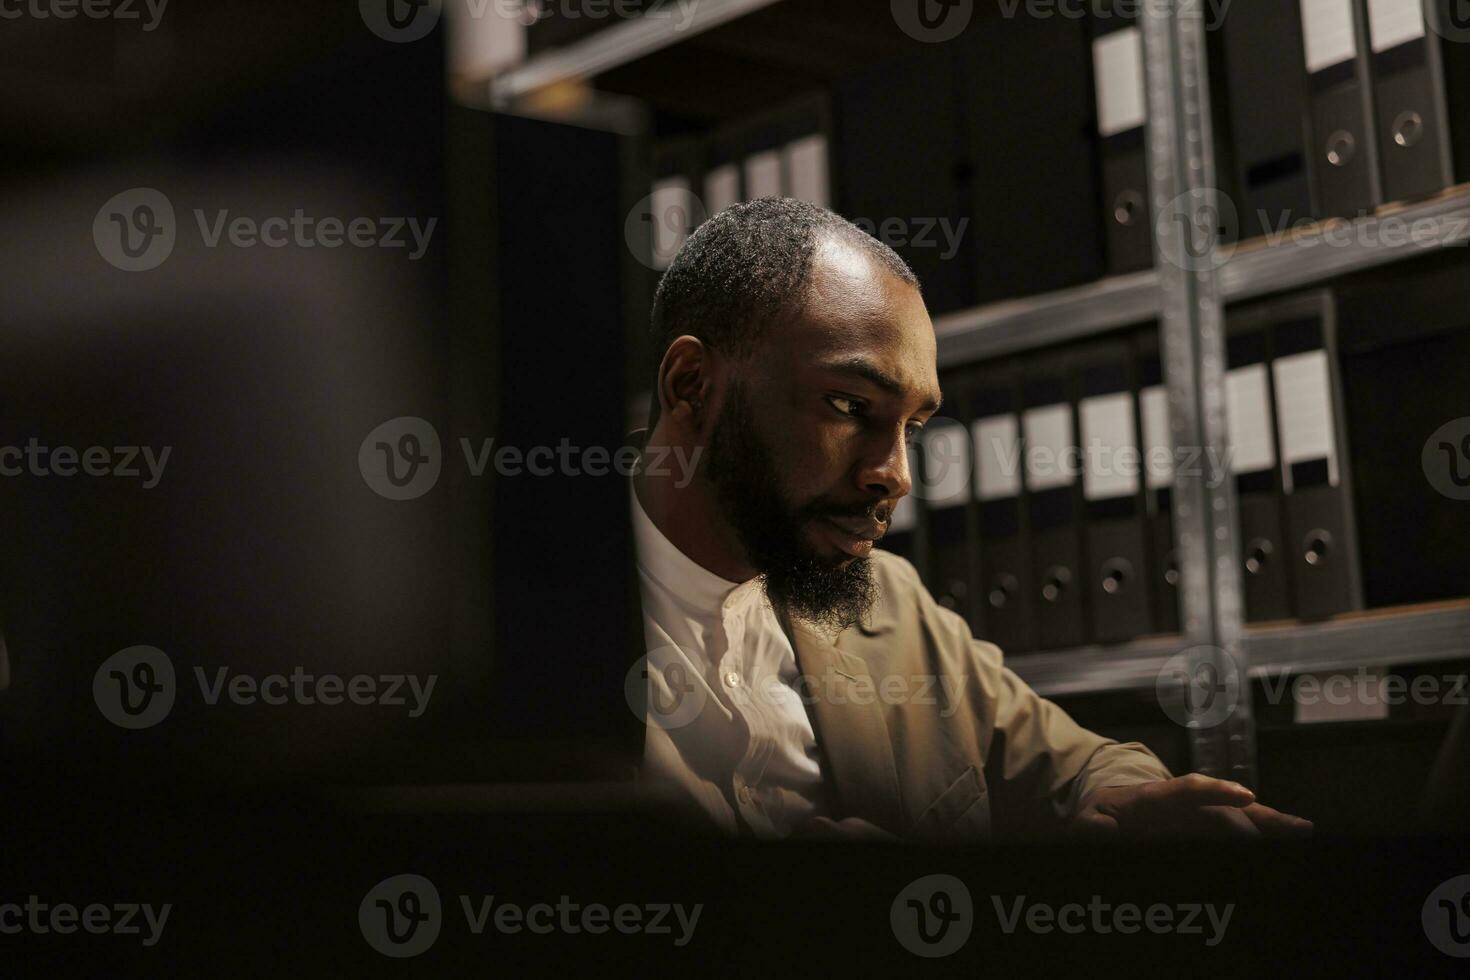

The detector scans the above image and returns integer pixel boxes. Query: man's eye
[828,395,865,418]
[904,424,925,445]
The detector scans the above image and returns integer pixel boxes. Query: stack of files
[920,410,977,627]
[1089,1,1154,273]
[1225,291,1364,624]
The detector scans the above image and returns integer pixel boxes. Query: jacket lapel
[787,618,907,835]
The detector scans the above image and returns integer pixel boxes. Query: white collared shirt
[630,483,829,839]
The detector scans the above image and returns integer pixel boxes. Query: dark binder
[971,360,1034,653]
[921,410,976,626]
[1226,308,1294,623]
[1268,292,1364,621]
[1301,0,1381,217]
[1076,336,1153,644]
[1365,0,1455,202]
[1091,6,1153,274]
[1215,0,1318,239]
[1022,350,1087,650]
[1135,327,1183,635]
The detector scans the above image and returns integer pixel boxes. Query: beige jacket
[773,548,1173,843]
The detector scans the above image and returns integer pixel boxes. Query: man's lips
[819,514,886,558]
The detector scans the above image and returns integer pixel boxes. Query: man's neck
[633,431,756,585]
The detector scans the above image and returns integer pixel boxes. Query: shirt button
[724,670,741,688]
[737,785,753,805]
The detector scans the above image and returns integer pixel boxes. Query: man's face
[704,240,942,631]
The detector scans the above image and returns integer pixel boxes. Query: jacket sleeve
[899,556,1174,819]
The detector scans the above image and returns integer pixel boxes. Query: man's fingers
[1071,810,1121,840]
[1242,802,1315,838]
[1132,773,1257,813]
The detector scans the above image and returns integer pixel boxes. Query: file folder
[1022,350,1087,650]
[1091,7,1153,274]
[1300,0,1381,217]
[1268,291,1364,621]
[971,361,1034,653]
[1364,0,1455,202]
[1215,0,1318,239]
[921,413,976,626]
[1226,309,1294,623]
[1136,327,1183,635]
[1077,337,1153,644]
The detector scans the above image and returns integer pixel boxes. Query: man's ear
[657,335,716,433]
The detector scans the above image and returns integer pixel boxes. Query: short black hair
[646,197,920,431]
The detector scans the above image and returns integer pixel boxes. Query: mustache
[801,499,894,526]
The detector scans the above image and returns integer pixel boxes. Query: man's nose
[857,429,912,502]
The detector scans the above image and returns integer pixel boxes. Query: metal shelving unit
[493,0,1470,785]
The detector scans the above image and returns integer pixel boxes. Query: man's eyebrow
[820,355,943,413]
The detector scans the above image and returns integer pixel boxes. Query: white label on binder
[782,134,830,207]
[1273,349,1339,486]
[1300,0,1359,74]
[1023,404,1079,492]
[1140,385,1174,490]
[1366,0,1426,54]
[650,177,693,270]
[1225,364,1277,474]
[1080,392,1139,501]
[743,150,782,200]
[973,415,1022,501]
[1092,27,1147,138]
[920,423,970,508]
[703,164,740,215]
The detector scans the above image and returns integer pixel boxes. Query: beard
[703,381,883,633]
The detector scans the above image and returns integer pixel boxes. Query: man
[630,198,1311,843]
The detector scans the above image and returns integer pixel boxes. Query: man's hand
[1072,773,1314,839]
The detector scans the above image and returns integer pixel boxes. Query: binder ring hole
[1325,131,1355,168]
[1101,558,1132,595]
[1393,111,1423,148]
[1164,553,1180,588]
[1113,190,1143,226]
[988,574,1018,609]
[1245,538,1273,575]
[1304,530,1332,566]
[1041,566,1071,603]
